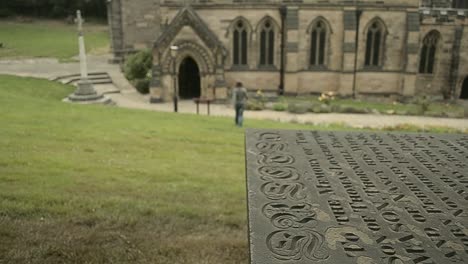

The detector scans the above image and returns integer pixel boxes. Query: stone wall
[417,9,468,99]
[108,0,161,56]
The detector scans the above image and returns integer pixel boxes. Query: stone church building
[106,0,468,102]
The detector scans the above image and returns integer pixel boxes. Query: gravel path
[1,55,467,130]
[105,95,468,130]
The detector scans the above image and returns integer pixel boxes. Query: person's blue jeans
[235,103,245,127]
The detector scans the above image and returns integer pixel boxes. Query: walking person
[232,82,248,127]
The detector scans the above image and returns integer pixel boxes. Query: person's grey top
[233,87,248,105]
[245,129,468,264]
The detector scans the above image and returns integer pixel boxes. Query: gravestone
[245,130,468,263]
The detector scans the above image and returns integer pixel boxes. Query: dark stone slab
[245,130,468,264]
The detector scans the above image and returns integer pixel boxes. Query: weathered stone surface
[245,129,468,264]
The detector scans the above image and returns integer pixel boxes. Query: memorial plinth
[245,130,468,263]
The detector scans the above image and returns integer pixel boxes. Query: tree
[2,0,107,19]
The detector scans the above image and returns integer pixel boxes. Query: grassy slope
[0,75,465,263]
[0,20,108,59]
[0,75,350,263]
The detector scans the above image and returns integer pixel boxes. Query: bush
[318,91,337,105]
[333,105,369,114]
[310,104,332,113]
[0,8,13,18]
[254,89,266,105]
[133,78,150,94]
[288,102,310,114]
[407,108,424,116]
[273,103,287,112]
[124,50,152,81]
[246,100,264,111]
[416,96,431,114]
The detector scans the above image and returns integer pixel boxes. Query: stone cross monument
[77,10,89,80]
[67,10,107,103]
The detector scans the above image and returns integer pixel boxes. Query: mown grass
[0,75,465,263]
[0,75,348,264]
[0,20,108,59]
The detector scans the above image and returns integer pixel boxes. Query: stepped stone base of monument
[65,79,112,104]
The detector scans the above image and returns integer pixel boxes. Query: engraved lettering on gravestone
[260,181,307,201]
[262,203,317,229]
[305,156,334,195]
[258,132,282,142]
[246,130,468,264]
[256,142,288,152]
[258,166,300,181]
[258,153,295,166]
[328,200,350,224]
[266,229,329,261]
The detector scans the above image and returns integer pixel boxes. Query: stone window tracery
[419,31,440,74]
[259,19,275,66]
[365,20,385,67]
[310,20,327,66]
[233,20,248,66]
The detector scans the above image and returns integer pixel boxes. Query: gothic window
[233,20,248,66]
[365,21,385,67]
[310,21,327,66]
[260,19,275,66]
[453,0,468,9]
[419,31,440,74]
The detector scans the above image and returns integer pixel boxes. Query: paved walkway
[1,55,467,130]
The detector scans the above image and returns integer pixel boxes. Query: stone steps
[50,72,113,86]
[51,72,121,96]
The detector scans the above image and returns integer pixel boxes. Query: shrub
[334,105,370,114]
[133,78,150,94]
[288,102,310,114]
[407,108,424,116]
[246,100,264,111]
[255,89,266,105]
[124,50,152,81]
[318,91,337,105]
[415,96,431,114]
[0,8,13,18]
[310,104,333,113]
[273,103,287,112]
[396,110,409,116]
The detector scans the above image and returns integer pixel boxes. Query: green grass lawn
[0,75,465,263]
[0,20,109,59]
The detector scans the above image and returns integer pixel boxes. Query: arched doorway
[178,57,201,99]
[460,77,468,100]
